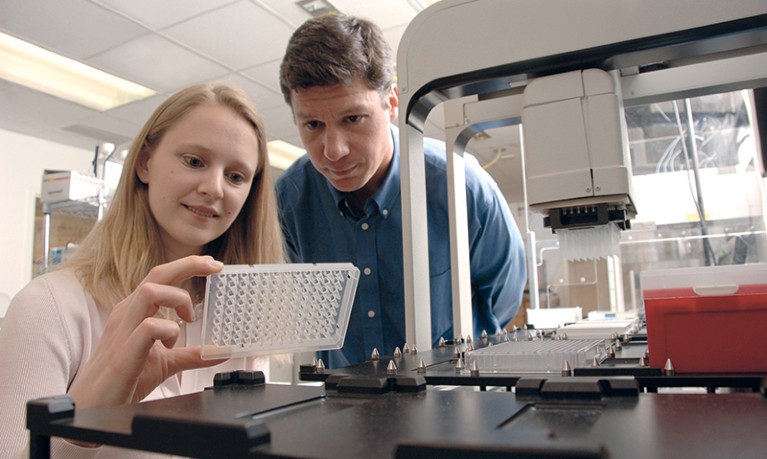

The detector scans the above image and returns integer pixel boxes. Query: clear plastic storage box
[201,263,359,359]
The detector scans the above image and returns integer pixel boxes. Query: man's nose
[323,127,350,161]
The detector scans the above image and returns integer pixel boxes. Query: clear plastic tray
[468,339,607,373]
[200,263,359,359]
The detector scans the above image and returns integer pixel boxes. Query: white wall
[0,129,92,298]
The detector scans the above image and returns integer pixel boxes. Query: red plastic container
[641,264,767,373]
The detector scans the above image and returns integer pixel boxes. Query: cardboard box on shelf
[41,171,103,204]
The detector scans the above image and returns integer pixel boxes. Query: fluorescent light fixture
[0,31,155,111]
[267,140,305,170]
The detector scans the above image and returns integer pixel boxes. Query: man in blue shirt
[276,14,527,368]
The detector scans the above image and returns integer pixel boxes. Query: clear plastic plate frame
[201,263,360,359]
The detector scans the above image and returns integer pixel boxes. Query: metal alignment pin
[561,332,568,340]
[393,347,402,358]
[502,332,510,343]
[512,334,519,342]
[527,332,534,341]
[439,337,447,347]
[469,360,480,377]
[480,329,488,340]
[417,358,427,373]
[371,348,380,360]
[466,342,474,352]
[453,346,462,358]
[639,356,648,367]
[466,334,472,344]
[411,345,418,354]
[614,339,622,351]
[664,358,675,376]
[455,357,464,373]
[592,356,601,367]
[608,345,616,358]
[387,360,398,375]
[316,358,325,374]
[511,324,518,333]
[403,343,411,354]
[561,360,573,376]
[495,328,502,339]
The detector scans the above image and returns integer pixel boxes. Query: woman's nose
[198,170,224,198]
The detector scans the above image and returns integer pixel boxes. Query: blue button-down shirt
[275,125,526,368]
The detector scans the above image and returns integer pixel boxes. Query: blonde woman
[0,83,284,457]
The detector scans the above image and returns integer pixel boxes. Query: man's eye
[304,120,321,130]
[347,115,361,123]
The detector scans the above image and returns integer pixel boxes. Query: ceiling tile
[105,94,170,127]
[207,73,285,111]
[255,0,313,28]
[0,86,102,149]
[0,0,147,59]
[88,34,229,92]
[0,86,97,130]
[260,104,299,139]
[241,60,283,94]
[163,1,294,70]
[332,0,420,29]
[61,123,133,147]
[74,113,143,143]
[93,0,239,30]
[0,0,524,204]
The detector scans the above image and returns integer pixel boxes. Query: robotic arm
[397,0,767,351]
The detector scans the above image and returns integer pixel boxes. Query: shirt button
[382,209,389,216]
[361,222,369,230]
[363,267,372,276]
[368,310,376,318]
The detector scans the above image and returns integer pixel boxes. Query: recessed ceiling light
[0,31,155,111]
[268,140,306,170]
[296,0,340,17]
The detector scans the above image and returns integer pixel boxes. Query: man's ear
[136,147,150,184]
[387,85,399,123]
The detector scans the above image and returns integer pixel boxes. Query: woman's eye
[184,156,204,168]
[227,172,246,184]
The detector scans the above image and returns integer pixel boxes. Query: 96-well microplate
[201,263,359,359]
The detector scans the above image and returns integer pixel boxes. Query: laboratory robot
[397,0,767,352]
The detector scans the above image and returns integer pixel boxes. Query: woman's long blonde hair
[65,83,285,307]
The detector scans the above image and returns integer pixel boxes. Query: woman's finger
[141,255,224,288]
[114,282,192,328]
[124,317,181,367]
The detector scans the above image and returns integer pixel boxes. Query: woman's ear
[136,147,150,184]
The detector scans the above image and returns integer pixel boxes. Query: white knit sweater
[0,269,267,458]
